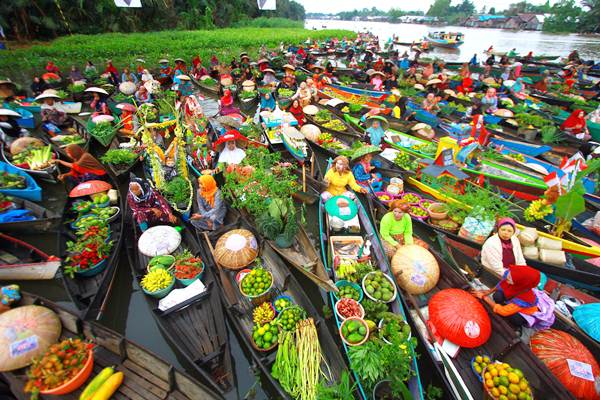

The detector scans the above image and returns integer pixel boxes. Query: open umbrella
[214,130,248,152]
[138,225,182,257]
[531,329,600,399]
[573,303,600,342]
[69,180,113,198]
[366,115,389,130]
[351,144,381,161]
[0,305,61,372]
[429,288,491,348]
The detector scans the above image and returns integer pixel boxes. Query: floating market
[1,22,600,400]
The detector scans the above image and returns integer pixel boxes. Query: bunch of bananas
[524,199,553,222]
[336,259,357,280]
[141,268,174,292]
[253,302,275,325]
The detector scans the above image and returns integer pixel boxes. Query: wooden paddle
[203,231,238,306]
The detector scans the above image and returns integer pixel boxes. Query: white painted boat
[0,233,61,280]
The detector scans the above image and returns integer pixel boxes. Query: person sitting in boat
[175,75,193,97]
[215,130,247,173]
[128,178,177,231]
[561,109,591,141]
[422,93,440,113]
[121,68,138,84]
[191,63,209,81]
[460,63,471,79]
[568,50,580,62]
[139,69,153,84]
[0,109,28,146]
[69,66,84,84]
[210,54,219,68]
[373,57,384,72]
[351,145,382,192]
[365,116,387,147]
[292,82,312,107]
[260,92,276,112]
[509,78,527,100]
[511,62,523,80]
[262,68,278,87]
[90,90,111,118]
[322,155,367,201]
[219,89,240,117]
[469,54,478,66]
[305,78,318,102]
[393,97,416,121]
[157,59,173,85]
[190,174,226,231]
[55,144,107,185]
[85,61,97,76]
[384,74,399,91]
[174,59,187,76]
[369,71,384,91]
[379,200,429,258]
[38,91,67,130]
[470,103,491,146]
[103,60,120,86]
[562,66,577,93]
[532,76,549,93]
[30,76,48,97]
[422,63,434,80]
[288,100,305,127]
[135,85,152,104]
[481,87,498,113]
[278,74,297,91]
[481,218,526,275]
[471,264,555,330]
[507,48,518,58]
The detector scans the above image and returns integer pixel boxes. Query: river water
[306,19,600,60]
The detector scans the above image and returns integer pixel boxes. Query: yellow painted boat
[407,177,600,258]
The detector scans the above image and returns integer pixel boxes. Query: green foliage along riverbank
[0,27,355,85]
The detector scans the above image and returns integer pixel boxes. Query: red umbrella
[428,288,491,348]
[213,130,248,152]
[531,329,600,400]
[116,103,136,112]
[69,180,113,198]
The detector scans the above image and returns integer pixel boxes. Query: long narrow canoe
[1,292,223,400]
[0,196,60,233]
[0,233,61,280]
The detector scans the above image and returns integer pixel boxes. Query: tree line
[0,0,306,41]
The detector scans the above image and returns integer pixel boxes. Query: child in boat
[190,174,226,231]
[471,264,555,330]
[481,218,526,276]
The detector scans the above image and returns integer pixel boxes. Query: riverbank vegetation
[0,27,354,84]
[0,0,305,41]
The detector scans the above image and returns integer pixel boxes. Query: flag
[544,171,560,188]
[115,0,142,7]
[257,0,276,10]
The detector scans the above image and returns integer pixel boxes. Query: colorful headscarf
[199,174,218,208]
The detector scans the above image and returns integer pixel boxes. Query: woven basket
[214,229,259,270]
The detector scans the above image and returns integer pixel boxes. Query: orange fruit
[519,381,529,392]
[508,372,520,384]
[491,369,499,377]
[484,372,492,380]
[491,388,500,397]
[509,384,520,394]
[486,379,494,388]
[499,386,508,395]
[499,370,509,377]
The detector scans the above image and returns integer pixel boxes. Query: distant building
[463,15,508,29]
[504,14,545,30]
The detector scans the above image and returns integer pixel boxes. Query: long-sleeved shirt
[324,168,361,196]
[379,212,413,247]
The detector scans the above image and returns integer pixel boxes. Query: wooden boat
[126,220,235,397]
[191,76,220,96]
[304,105,362,140]
[201,219,351,399]
[1,292,223,400]
[426,32,464,49]
[58,172,124,320]
[1,145,58,183]
[0,233,61,280]
[0,195,60,233]
[317,194,425,399]
[45,116,92,158]
[0,161,42,202]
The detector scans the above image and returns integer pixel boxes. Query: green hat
[366,115,389,130]
[325,196,358,221]
[351,144,381,161]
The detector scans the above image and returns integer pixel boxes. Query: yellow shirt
[324,168,362,196]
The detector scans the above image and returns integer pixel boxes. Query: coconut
[391,244,440,294]
[214,229,258,270]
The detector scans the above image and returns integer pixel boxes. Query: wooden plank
[118,366,167,400]
[122,360,170,392]
[126,343,171,382]
[169,390,190,400]
[118,384,147,400]
[173,371,218,400]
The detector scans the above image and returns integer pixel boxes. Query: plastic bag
[518,227,538,247]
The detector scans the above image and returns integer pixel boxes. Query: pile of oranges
[483,362,533,400]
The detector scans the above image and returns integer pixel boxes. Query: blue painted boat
[328,82,391,97]
[0,161,42,201]
[15,108,35,129]
[426,31,464,49]
[489,137,552,157]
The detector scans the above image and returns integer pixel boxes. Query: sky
[298,0,549,14]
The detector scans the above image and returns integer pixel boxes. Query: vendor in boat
[214,130,247,173]
[422,92,440,113]
[305,78,318,102]
[128,177,177,231]
[379,200,429,258]
[292,82,312,107]
[0,109,28,145]
[55,144,107,185]
[322,155,366,201]
[369,71,385,91]
[37,91,67,129]
[481,87,498,113]
[278,74,297,91]
[191,63,209,80]
[532,76,549,93]
[210,54,219,68]
[261,68,278,87]
[393,97,416,121]
[471,264,555,330]
[135,85,152,103]
[351,145,382,192]
[174,58,187,76]
[121,68,138,84]
[469,103,491,146]
[89,89,111,118]
[30,76,48,97]
[481,217,526,276]
[140,69,153,83]
[365,116,387,147]
[85,61,97,76]
[45,61,61,76]
[469,54,478,66]
[135,59,145,76]
[288,100,305,126]
[69,66,84,84]
[158,59,173,85]
[422,63,434,80]
[219,89,240,116]
[103,60,120,86]
[509,78,527,100]
[384,74,399,91]
[190,174,226,231]
[260,91,276,112]
[459,63,470,79]
[561,109,591,141]
[562,66,577,93]
[175,75,193,97]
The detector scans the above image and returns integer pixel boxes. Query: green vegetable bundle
[101,149,138,166]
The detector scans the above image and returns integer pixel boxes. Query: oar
[203,231,238,305]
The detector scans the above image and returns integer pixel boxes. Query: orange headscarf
[199,174,218,207]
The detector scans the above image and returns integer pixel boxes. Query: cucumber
[79,366,114,400]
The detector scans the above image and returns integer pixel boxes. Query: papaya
[80,367,114,400]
